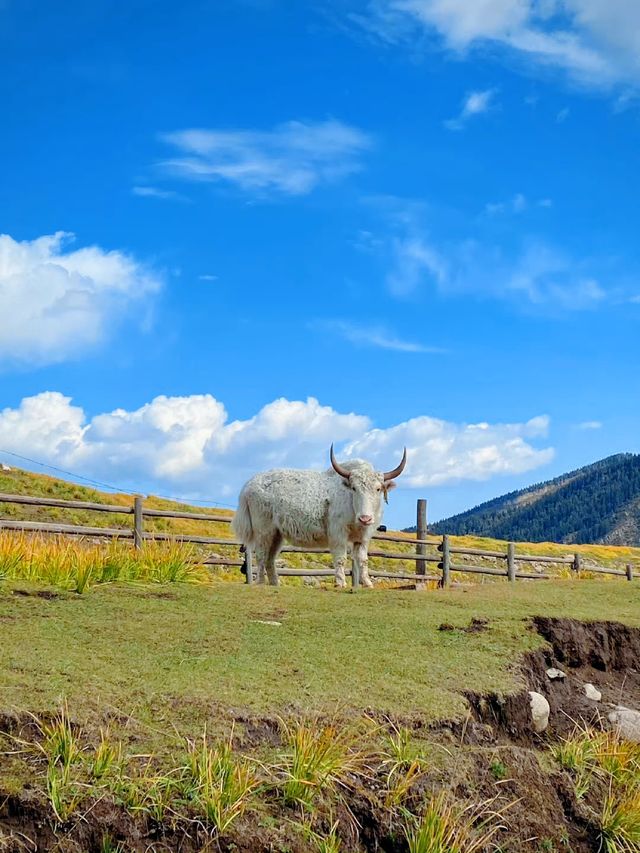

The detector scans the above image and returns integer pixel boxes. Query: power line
[0,449,137,494]
[0,448,237,510]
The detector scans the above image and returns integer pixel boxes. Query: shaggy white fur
[232,459,398,587]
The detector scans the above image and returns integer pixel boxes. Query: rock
[0,463,11,472]
[584,683,602,701]
[529,691,550,733]
[546,667,566,680]
[608,706,640,742]
[251,620,282,627]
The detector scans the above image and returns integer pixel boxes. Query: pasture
[2,470,640,851]
[1,580,639,726]
[1,577,640,852]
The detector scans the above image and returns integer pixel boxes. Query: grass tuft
[179,731,258,832]
[404,792,510,853]
[279,719,371,808]
[600,783,640,853]
[0,532,206,591]
[550,727,597,799]
[91,731,123,781]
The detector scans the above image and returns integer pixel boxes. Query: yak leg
[354,543,373,588]
[253,531,275,584]
[254,530,283,586]
[253,545,267,584]
[265,530,283,586]
[331,546,348,588]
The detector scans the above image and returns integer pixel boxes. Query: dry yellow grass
[1,465,639,585]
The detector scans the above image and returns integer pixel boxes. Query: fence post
[133,495,144,550]
[507,542,516,582]
[440,534,451,588]
[351,553,360,591]
[415,499,427,588]
[245,548,253,585]
[573,552,582,576]
[626,563,634,582]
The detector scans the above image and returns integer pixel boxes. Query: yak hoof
[362,578,374,589]
[335,578,346,589]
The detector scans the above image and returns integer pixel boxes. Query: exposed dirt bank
[1,617,639,852]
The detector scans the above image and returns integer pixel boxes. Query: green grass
[1,580,639,750]
[404,792,508,853]
[548,725,640,852]
[279,718,370,807]
[1,574,640,850]
[2,466,640,581]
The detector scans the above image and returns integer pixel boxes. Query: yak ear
[382,481,397,504]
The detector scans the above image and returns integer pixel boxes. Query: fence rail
[0,491,635,589]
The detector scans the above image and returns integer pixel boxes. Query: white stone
[1,463,11,472]
[252,620,282,627]
[529,691,550,733]
[584,683,602,701]
[608,706,640,742]
[546,667,566,680]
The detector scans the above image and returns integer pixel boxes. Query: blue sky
[1,0,639,527]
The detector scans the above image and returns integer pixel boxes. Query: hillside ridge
[426,453,640,546]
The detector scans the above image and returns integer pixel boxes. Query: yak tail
[232,489,254,548]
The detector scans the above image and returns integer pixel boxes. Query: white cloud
[132,185,185,201]
[346,414,554,487]
[362,0,640,88]
[576,420,602,430]
[386,236,448,296]
[372,204,613,309]
[0,232,162,366]
[485,193,529,214]
[156,120,372,197]
[445,88,496,129]
[198,274,218,282]
[0,392,554,498]
[318,320,445,353]
[556,107,570,122]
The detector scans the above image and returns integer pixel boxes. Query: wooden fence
[0,491,635,589]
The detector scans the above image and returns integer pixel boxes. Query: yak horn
[330,444,351,479]
[383,448,407,482]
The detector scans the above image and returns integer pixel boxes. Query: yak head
[330,445,407,529]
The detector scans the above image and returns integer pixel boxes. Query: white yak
[232,445,407,587]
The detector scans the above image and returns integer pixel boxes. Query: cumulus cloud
[445,89,496,129]
[0,232,162,366]
[0,392,553,499]
[156,120,372,196]
[359,0,640,88]
[345,414,553,486]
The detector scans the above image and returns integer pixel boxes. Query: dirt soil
[1,616,639,852]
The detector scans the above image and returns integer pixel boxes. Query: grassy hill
[1,580,639,852]
[2,468,640,851]
[429,453,640,546]
[2,465,640,580]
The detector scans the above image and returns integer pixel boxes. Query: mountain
[426,454,640,546]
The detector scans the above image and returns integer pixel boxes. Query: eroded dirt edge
[1,616,639,853]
